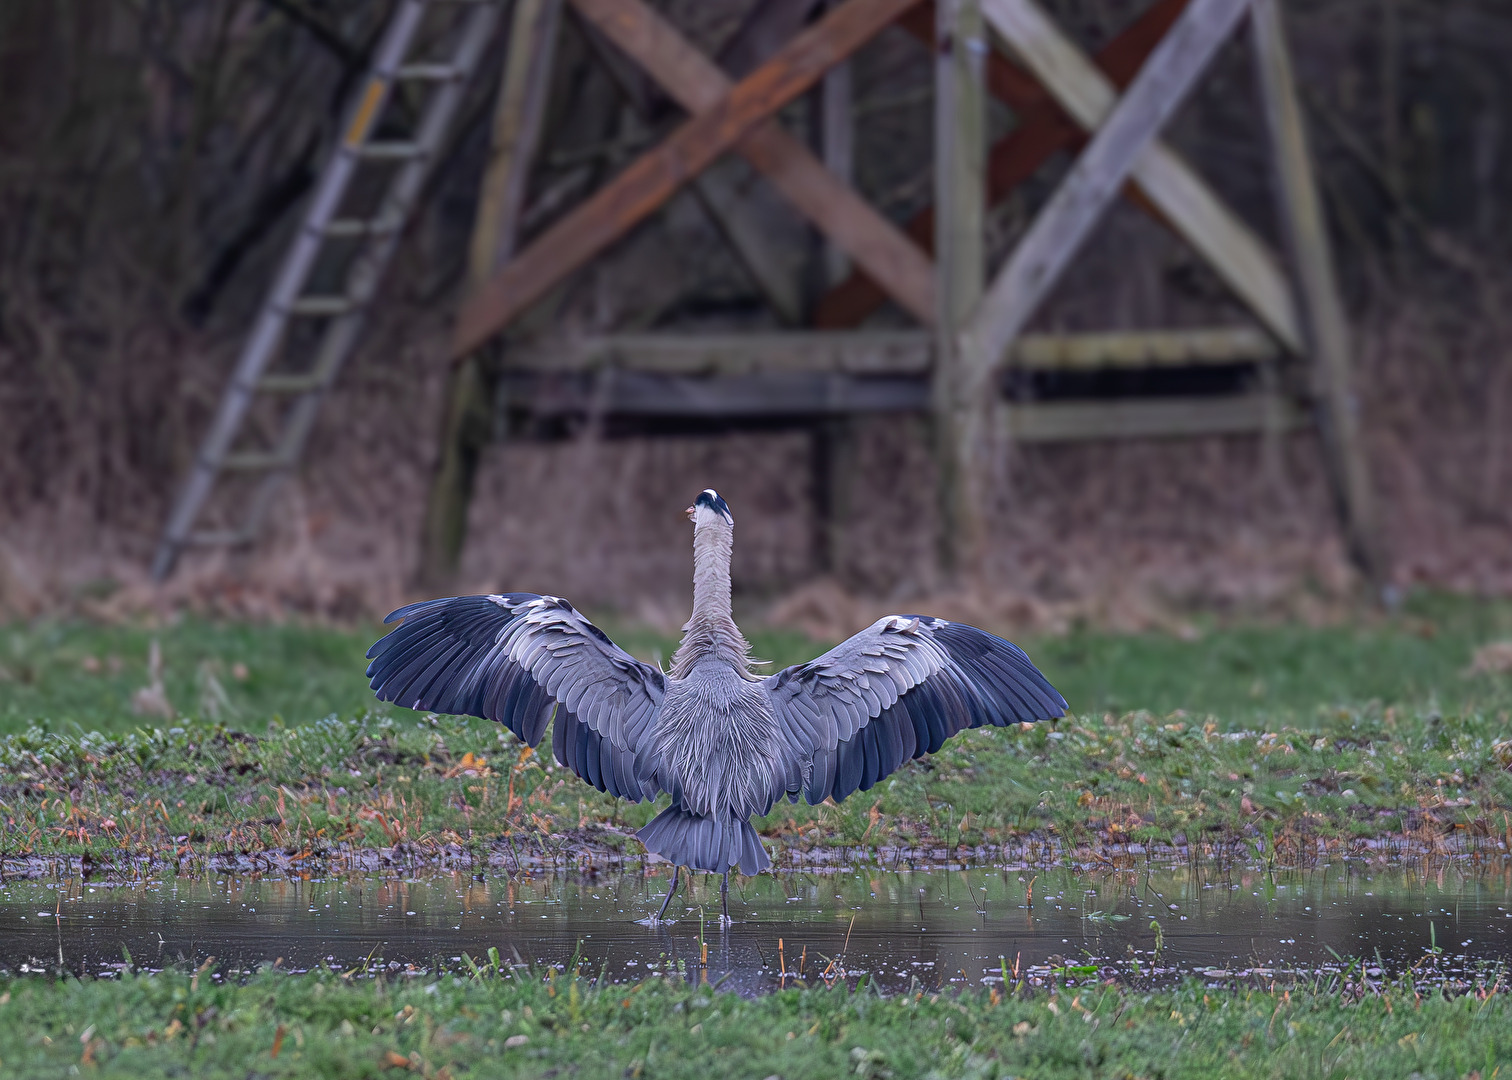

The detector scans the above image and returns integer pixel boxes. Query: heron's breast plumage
[653,660,783,822]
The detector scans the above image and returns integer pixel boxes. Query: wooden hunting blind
[151,0,1383,591]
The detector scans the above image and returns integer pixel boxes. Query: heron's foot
[716,914,733,927]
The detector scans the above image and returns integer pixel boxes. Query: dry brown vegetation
[2,0,1510,627]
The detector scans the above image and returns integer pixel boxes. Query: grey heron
[366,489,1067,923]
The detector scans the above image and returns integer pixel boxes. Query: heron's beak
[685,505,696,521]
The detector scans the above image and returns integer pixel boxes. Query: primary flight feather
[366,489,1067,921]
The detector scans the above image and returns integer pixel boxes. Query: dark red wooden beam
[814,0,1190,329]
[453,0,924,356]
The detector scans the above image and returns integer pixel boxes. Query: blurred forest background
[1,0,1509,633]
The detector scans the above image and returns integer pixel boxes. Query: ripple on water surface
[1,865,1509,992]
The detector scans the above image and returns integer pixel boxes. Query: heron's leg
[653,865,681,923]
[721,871,730,924]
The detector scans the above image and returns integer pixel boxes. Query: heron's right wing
[366,593,665,802]
[762,615,1067,804]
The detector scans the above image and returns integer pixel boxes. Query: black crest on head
[694,489,733,523]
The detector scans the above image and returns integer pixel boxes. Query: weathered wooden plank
[812,415,857,575]
[1006,393,1300,442]
[505,369,928,416]
[820,1,854,286]
[815,0,1188,328]
[816,0,857,580]
[568,0,934,324]
[574,7,807,323]
[453,0,926,356]
[510,330,931,374]
[1251,0,1384,584]
[505,326,1277,377]
[419,0,562,589]
[501,369,1297,440]
[933,0,989,573]
[963,0,1252,387]
[717,0,822,79]
[1014,325,1277,369]
[982,0,1302,352]
[468,0,562,283]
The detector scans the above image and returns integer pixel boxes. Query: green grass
[2,692,1510,869]
[3,592,1509,737]
[0,593,1509,868]
[0,962,1508,1078]
[0,619,377,737]
[2,597,1512,1077]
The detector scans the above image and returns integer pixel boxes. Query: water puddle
[2,864,1509,992]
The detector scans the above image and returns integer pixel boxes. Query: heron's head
[686,488,733,527]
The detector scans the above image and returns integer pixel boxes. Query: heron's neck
[670,520,754,678]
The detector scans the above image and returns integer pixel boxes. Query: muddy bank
[4,823,1507,884]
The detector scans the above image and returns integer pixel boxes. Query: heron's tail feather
[637,806,770,875]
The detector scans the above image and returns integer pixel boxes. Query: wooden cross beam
[820,0,1299,354]
[932,0,1254,567]
[984,0,1300,351]
[961,0,1257,381]
[570,0,934,326]
[1251,0,1383,582]
[815,0,1190,328]
[451,0,929,357]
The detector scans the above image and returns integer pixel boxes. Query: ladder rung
[287,295,355,316]
[220,451,293,472]
[153,0,503,582]
[322,216,402,237]
[258,373,327,393]
[396,63,462,81]
[184,529,255,548]
[354,141,426,160]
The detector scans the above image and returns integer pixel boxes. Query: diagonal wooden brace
[983,0,1301,351]
[570,0,934,329]
[963,0,1256,382]
[816,0,1191,328]
[452,0,927,357]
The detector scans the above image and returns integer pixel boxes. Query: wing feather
[367,594,665,803]
[765,615,1066,804]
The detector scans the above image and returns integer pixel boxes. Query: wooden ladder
[151,0,503,581]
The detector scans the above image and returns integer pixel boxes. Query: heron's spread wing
[762,616,1067,804]
[366,594,665,801]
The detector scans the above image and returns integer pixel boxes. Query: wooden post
[811,0,857,580]
[981,0,1301,352]
[820,0,854,287]
[964,0,1252,383]
[457,0,934,356]
[417,0,561,589]
[932,0,987,576]
[815,0,1192,330]
[577,12,807,324]
[468,0,562,284]
[812,416,858,580]
[1250,0,1386,588]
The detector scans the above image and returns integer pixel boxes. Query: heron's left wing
[366,594,665,802]
[762,615,1067,805]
